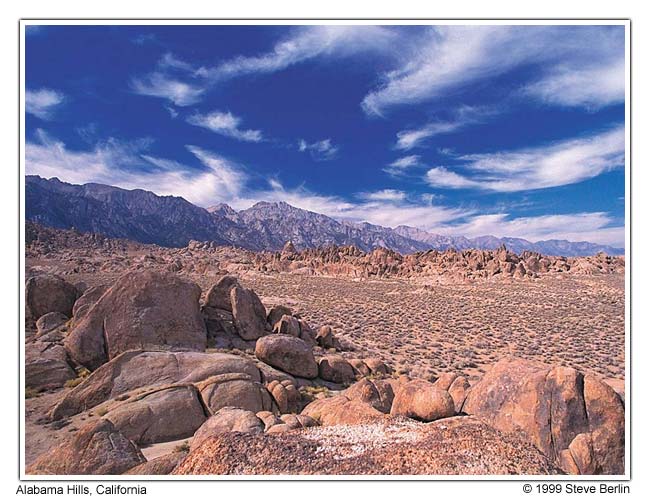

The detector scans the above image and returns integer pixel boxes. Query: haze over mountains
[25,176,624,256]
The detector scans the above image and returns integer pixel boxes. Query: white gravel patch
[303,421,423,460]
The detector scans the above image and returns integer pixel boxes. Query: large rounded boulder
[103,385,207,445]
[301,395,387,426]
[390,379,455,422]
[25,341,76,391]
[195,373,274,414]
[25,274,79,321]
[255,334,318,379]
[462,357,625,475]
[344,378,396,414]
[204,275,239,312]
[230,285,269,340]
[64,271,207,370]
[191,408,264,451]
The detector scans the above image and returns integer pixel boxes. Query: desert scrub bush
[64,366,92,388]
[174,441,190,453]
[299,385,332,403]
[25,387,40,399]
[96,407,109,417]
[64,377,84,389]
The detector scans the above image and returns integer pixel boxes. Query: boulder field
[24,270,625,476]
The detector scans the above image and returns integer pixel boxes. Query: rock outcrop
[463,358,625,475]
[301,395,387,426]
[390,379,456,422]
[50,350,261,420]
[191,408,264,451]
[103,385,207,445]
[255,335,318,379]
[172,416,563,475]
[25,341,76,391]
[196,373,274,414]
[27,420,145,475]
[64,270,206,370]
[344,378,396,413]
[26,274,79,322]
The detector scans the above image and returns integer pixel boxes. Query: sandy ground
[240,272,625,384]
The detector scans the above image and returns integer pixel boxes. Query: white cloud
[187,111,263,142]
[130,26,396,108]
[357,189,406,202]
[362,25,625,115]
[434,212,624,248]
[396,106,494,150]
[297,138,339,160]
[197,25,397,81]
[25,88,65,120]
[130,72,204,106]
[165,106,179,118]
[256,181,471,229]
[383,155,421,177]
[425,126,625,192]
[25,130,246,207]
[426,167,480,189]
[524,59,625,109]
[389,155,420,168]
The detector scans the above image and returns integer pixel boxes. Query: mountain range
[25,176,624,256]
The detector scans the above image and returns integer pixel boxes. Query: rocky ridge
[26,222,624,285]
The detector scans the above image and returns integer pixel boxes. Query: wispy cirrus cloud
[298,138,339,160]
[196,25,397,82]
[26,88,65,120]
[131,26,397,108]
[396,106,495,150]
[187,110,264,142]
[25,129,247,207]
[130,72,204,106]
[362,25,624,115]
[383,154,421,177]
[434,212,624,247]
[523,59,625,109]
[425,125,625,192]
[357,189,406,202]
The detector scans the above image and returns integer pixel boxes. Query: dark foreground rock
[50,350,260,420]
[65,270,206,370]
[26,274,79,322]
[172,416,563,475]
[463,357,625,475]
[124,451,188,475]
[25,341,76,391]
[27,420,145,475]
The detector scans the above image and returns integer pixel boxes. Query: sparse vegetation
[64,378,84,388]
[25,387,40,399]
[299,385,332,403]
[174,441,190,453]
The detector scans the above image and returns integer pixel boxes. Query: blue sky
[24,24,626,246]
